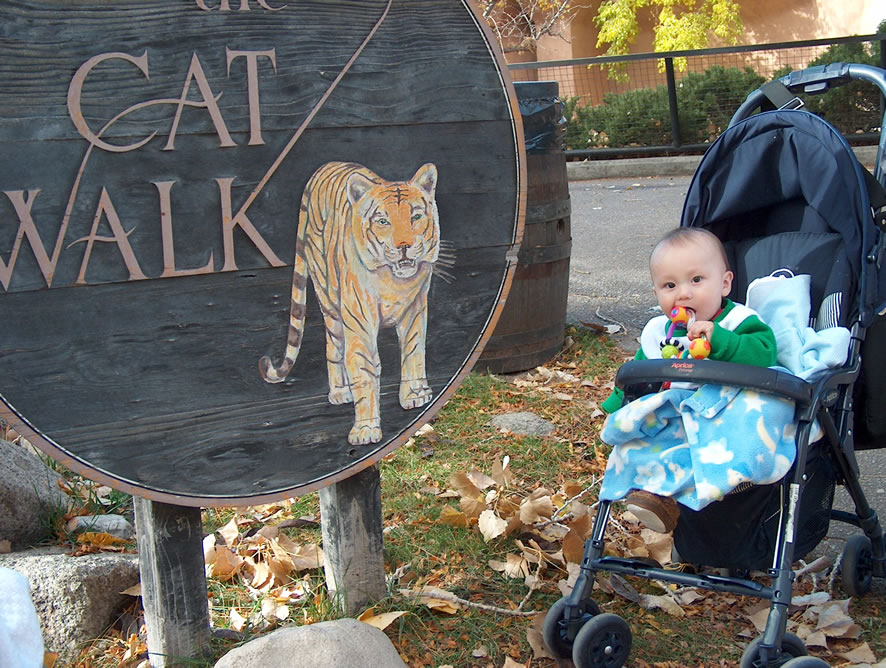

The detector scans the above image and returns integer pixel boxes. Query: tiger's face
[347,163,439,278]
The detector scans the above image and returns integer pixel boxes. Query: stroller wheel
[781,658,830,667]
[542,596,601,658]
[841,534,873,597]
[740,632,807,668]
[572,612,632,668]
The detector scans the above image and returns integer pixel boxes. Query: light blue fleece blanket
[599,272,849,511]
[599,384,797,510]
[745,273,850,380]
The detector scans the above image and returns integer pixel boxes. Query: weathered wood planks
[0,0,524,503]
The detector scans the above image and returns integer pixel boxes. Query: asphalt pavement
[566,174,690,350]
[564,172,886,586]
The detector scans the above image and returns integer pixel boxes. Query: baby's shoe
[625,490,679,533]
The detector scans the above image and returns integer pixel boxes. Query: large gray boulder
[0,547,139,662]
[0,439,69,550]
[214,618,407,668]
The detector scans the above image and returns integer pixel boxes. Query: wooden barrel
[477,81,571,373]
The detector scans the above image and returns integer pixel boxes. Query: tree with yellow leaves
[595,0,744,57]
[481,0,743,60]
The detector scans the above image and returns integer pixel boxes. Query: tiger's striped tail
[259,239,309,383]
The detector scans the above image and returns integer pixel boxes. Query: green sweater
[601,299,777,413]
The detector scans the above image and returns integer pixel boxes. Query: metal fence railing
[508,34,886,159]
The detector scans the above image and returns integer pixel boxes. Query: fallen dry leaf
[678,589,704,605]
[459,495,486,520]
[466,468,498,490]
[570,511,593,538]
[840,641,877,664]
[792,591,830,607]
[211,545,244,581]
[519,492,553,524]
[357,607,409,631]
[598,573,641,603]
[449,471,483,500]
[502,657,526,668]
[561,527,586,564]
[638,529,673,565]
[230,607,247,632]
[557,562,581,596]
[478,509,507,542]
[813,599,862,639]
[639,593,684,617]
[76,532,128,549]
[439,505,469,528]
[260,597,290,622]
[746,604,770,633]
[491,455,514,487]
[562,480,586,498]
[203,533,217,567]
[250,559,272,591]
[798,627,829,649]
[275,533,324,571]
[527,612,554,659]
[120,583,142,597]
[488,553,530,579]
[217,516,241,548]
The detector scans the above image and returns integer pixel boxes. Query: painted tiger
[259,161,441,446]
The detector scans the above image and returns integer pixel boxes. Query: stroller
[543,62,886,668]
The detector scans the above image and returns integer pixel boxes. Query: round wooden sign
[0,0,524,505]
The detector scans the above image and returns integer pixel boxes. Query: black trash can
[477,81,571,373]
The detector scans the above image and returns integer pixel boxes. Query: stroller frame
[546,63,886,668]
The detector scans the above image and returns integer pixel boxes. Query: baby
[601,227,778,532]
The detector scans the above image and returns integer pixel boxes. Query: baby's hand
[688,321,714,341]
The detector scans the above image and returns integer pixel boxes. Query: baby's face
[650,238,733,323]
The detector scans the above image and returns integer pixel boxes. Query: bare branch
[483,0,590,53]
[399,587,541,617]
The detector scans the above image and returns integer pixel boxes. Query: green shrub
[677,66,766,139]
[798,31,882,134]
[564,65,764,149]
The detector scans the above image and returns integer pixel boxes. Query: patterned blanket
[599,384,798,511]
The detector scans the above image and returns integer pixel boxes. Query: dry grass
[23,325,884,667]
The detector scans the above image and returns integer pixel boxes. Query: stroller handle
[730,63,886,126]
[729,62,886,184]
[615,359,813,404]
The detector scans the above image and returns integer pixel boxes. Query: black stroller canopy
[681,109,883,324]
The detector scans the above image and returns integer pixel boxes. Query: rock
[68,514,134,540]
[0,439,69,550]
[489,411,556,437]
[214,618,407,668]
[0,547,139,661]
[0,567,45,668]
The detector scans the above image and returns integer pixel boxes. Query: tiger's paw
[328,386,354,404]
[400,382,432,410]
[348,422,382,445]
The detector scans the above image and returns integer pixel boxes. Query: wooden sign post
[318,465,386,615]
[0,0,525,660]
[133,499,212,665]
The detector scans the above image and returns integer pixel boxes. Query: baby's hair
[651,227,730,271]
